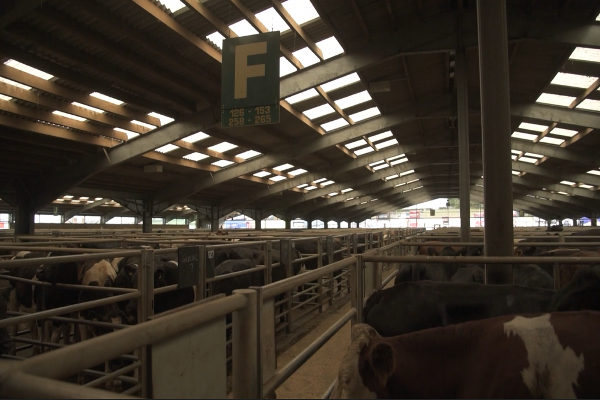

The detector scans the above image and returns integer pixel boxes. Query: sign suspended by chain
[221,31,280,128]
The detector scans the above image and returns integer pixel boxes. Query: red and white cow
[332,312,600,399]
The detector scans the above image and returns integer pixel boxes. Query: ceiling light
[341,188,353,193]
[236,150,262,159]
[212,160,235,168]
[385,174,399,181]
[399,169,414,177]
[313,178,327,184]
[182,132,209,143]
[305,186,317,191]
[274,163,294,171]
[254,171,271,178]
[297,184,308,188]
[90,92,123,105]
[208,142,238,153]
[183,152,209,161]
[289,168,308,176]
[560,181,575,185]
[270,176,287,182]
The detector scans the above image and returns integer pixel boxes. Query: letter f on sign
[234,42,267,99]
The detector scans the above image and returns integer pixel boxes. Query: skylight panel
[313,178,327,184]
[511,155,518,161]
[536,93,575,107]
[114,128,139,139]
[394,182,406,187]
[305,186,317,191]
[72,102,105,113]
[320,73,360,92]
[206,32,226,50]
[274,163,294,171]
[270,175,287,182]
[511,150,522,154]
[390,158,408,166]
[569,47,600,63]
[400,170,415,177]
[0,76,31,90]
[369,160,385,166]
[512,170,521,175]
[237,150,262,159]
[156,144,178,153]
[256,8,291,33]
[303,104,335,119]
[0,94,11,101]
[229,19,259,37]
[587,170,600,176]
[297,183,308,188]
[350,107,381,122]
[91,92,123,105]
[369,131,393,143]
[576,99,600,112]
[345,139,367,149]
[254,171,272,178]
[406,179,420,184]
[208,142,238,153]
[511,132,537,141]
[518,122,548,132]
[354,146,375,156]
[579,183,594,189]
[550,127,578,137]
[132,120,156,130]
[373,164,389,170]
[286,88,319,104]
[327,192,339,197]
[316,37,344,59]
[519,157,537,164]
[375,138,398,150]
[385,174,399,181]
[557,191,569,196]
[289,168,307,176]
[387,154,405,161]
[335,91,371,109]
[322,118,349,131]
[184,152,209,161]
[280,57,297,77]
[282,0,319,25]
[292,48,320,67]
[341,188,353,193]
[551,73,597,89]
[4,59,53,80]
[321,180,334,186]
[157,0,186,13]
[183,132,209,143]
[524,152,544,158]
[560,181,576,185]
[539,137,564,145]
[148,112,174,125]
[211,160,235,168]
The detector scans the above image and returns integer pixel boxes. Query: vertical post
[14,189,35,236]
[456,45,471,244]
[281,239,293,333]
[352,233,358,255]
[350,255,364,325]
[255,209,262,231]
[285,212,291,230]
[307,219,313,230]
[477,0,514,284]
[196,245,207,301]
[210,206,219,232]
[372,249,382,292]
[232,289,259,399]
[142,199,153,234]
[137,248,154,398]
[264,240,272,284]
[317,239,324,313]
[326,236,334,305]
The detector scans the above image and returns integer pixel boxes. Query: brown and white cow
[332,312,600,399]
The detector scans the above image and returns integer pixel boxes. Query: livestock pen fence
[0,228,421,398]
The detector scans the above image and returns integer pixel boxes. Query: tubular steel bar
[232,289,259,399]
[0,250,141,268]
[262,257,356,299]
[322,379,337,399]
[362,255,600,264]
[263,308,356,398]
[18,293,247,380]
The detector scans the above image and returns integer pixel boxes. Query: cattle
[212,259,263,297]
[332,312,600,399]
[549,265,600,312]
[125,260,194,324]
[416,241,462,256]
[0,286,13,355]
[450,266,484,284]
[363,281,554,337]
[394,263,447,285]
[513,263,554,289]
[557,250,600,288]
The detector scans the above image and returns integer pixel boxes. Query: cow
[557,250,600,288]
[332,312,600,399]
[450,266,484,284]
[394,263,447,285]
[513,263,554,289]
[0,286,13,355]
[363,281,555,337]
[124,260,194,324]
[549,265,600,312]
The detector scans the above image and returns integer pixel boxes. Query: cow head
[331,324,381,399]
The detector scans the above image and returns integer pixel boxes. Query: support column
[210,206,219,232]
[573,217,578,226]
[477,0,514,284]
[592,214,597,226]
[285,212,291,229]
[142,199,153,233]
[456,46,471,243]
[14,190,35,236]
[307,219,313,230]
[254,209,262,231]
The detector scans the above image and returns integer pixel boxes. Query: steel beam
[64,198,107,221]
[0,0,47,29]
[511,140,597,167]
[456,47,470,243]
[512,103,600,131]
